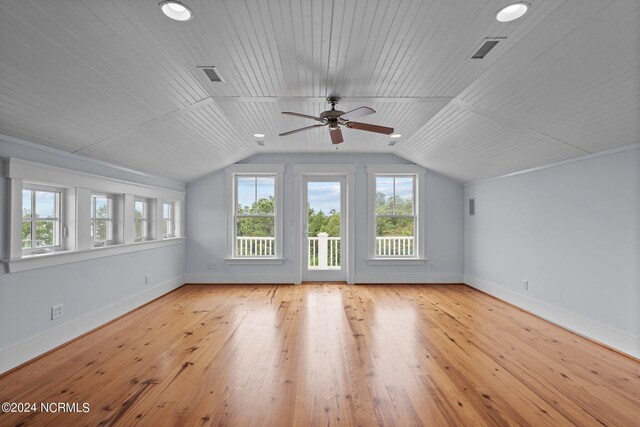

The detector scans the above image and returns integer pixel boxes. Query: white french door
[302,176,346,282]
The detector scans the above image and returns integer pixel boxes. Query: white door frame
[293,164,356,284]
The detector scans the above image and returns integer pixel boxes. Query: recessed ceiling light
[253,133,265,139]
[496,2,529,22]
[390,133,402,139]
[159,1,193,22]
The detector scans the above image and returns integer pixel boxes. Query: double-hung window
[234,175,276,257]
[134,198,149,241]
[22,186,62,254]
[367,165,424,263]
[374,175,417,257]
[162,202,174,238]
[91,194,114,246]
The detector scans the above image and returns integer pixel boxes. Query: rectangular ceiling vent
[470,38,505,59]
[197,66,225,83]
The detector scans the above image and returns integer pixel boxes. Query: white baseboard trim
[355,272,464,284]
[186,273,295,284]
[0,274,185,374]
[187,272,464,284]
[464,274,640,359]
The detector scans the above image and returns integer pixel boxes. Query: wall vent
[197,66,225,83]
[470,38,505,59]
[469,198,475,216]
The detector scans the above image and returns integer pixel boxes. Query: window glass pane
[375,177,394,215]
[394,177,414,215]
[236,177,255,213]
[236,217,275,237]
[22,190,32,218]
[135,220,145,240]
[34,220,55,247]
[35,191,56,218]
[22,221,32,248]
[163,203,172,219]
[135,201,145,218]
[235,217,275,256]
[254,177,275,214]
[94,196,109,218]
[376,217,415,256]
[94,219,109,242]
[163,219,172,237]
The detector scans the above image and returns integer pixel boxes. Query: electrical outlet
[51,304,63,320]
[207,262,216,270]
[145,275,149,285]
[523,280,529,290]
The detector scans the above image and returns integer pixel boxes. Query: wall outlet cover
[51,304,64,320]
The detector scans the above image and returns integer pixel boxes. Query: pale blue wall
[0,137,186,360]
[186,153,465,282]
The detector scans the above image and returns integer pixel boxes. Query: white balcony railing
[236,236,275,256]
[308,233,341,269]
[376,236,414,256]
[235,235,414,262]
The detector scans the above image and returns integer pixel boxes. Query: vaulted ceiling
[1,0,638,182]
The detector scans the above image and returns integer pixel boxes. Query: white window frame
[162,201,175,238]
[90,194,115,247]
[134,198,150,242]
[225,164,284,262]
[366,165,426,263]
[4,158,186,273]
[21,184,63,255]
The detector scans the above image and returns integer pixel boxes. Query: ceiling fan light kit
[279,97,394,145]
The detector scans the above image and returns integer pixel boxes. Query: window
[234,175,276,257]
[162,201,174,238]
[134,199,149,242]
[91,194,114,246]
[22,187,62,253]
[374,175,416,257]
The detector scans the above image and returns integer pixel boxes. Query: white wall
[0,137,187,373]
[464,146,640,358]
[186,153,464,284]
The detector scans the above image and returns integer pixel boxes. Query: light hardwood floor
[0,284,638,426]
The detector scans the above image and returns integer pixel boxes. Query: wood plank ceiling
[0,0,638,182]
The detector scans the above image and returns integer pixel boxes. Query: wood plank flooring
[0,284,638,426]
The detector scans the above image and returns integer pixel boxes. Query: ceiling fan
[279,97,394,144]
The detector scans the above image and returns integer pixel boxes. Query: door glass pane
[307,181,341,269]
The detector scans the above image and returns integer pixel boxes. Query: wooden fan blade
[339,106,375,121]
[346,121,394,135]
[281,112,325,122]
[279,123,326,136]
[330,127,344,144]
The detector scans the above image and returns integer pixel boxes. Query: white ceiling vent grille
[197,66,225,83]
[470,38,505,59]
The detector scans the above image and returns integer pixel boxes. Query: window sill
[366,258,427,266]
[224,257,285,265]
[3,237,186,273]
